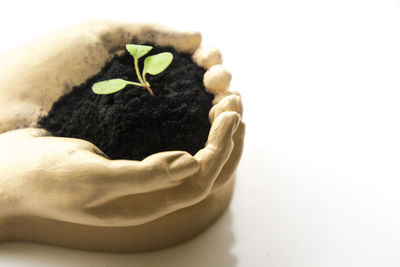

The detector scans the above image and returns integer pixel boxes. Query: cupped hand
[0,20,201,133]
[0,111,240,227]
[0,21,244,229]
[0,127,198,225]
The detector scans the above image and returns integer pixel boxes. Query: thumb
[194,111,241,189]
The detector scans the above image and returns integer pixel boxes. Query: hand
[0,20,201,133]
[0,21,244,247]
[0,111,240,229]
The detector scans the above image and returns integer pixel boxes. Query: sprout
[92,44,173,96]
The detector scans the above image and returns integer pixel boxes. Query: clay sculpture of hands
[0,21,244,249]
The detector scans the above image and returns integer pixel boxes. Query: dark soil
[38,45,214,161]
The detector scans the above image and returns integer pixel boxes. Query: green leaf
[92,79,130,94]
[126,44,153,59]
[143,52,173,76]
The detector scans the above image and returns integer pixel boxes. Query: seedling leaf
[92,79,130,94]
[92,44,174,96]
[126,44,153,59]
[143,52,173,76]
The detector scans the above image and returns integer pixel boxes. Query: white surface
[1,0,400,266]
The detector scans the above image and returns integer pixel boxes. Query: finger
[192,46,222,69]
[83,151,199,208]
[209,94,244,123]
[204,64,232,95]
[212,121,245,192]
[209,93,244,192]
[107,151,199,189]
[194,111,241,187]
[212,91,240,105]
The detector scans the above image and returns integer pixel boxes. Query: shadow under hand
[0,210,236,267]
[132,209,237,267]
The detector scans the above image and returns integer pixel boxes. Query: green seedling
[92,44,173,96]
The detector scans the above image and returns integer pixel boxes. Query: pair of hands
[0,21,244,229]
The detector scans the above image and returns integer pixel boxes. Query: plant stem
[133,58,154,96]
[126,81,145,87]
[126,81,154,96]
[142,71,150,87]
[144,86,155,96]
[134,58,145,85]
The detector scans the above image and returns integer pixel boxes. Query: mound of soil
[39,45,214,160]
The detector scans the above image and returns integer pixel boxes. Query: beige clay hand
[0,128,198,226]
[0,20,201,133]
[0,110,240,227]
[83,111,241,226]
[0,21,244,229]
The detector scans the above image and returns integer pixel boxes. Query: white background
[1,0,400,266]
